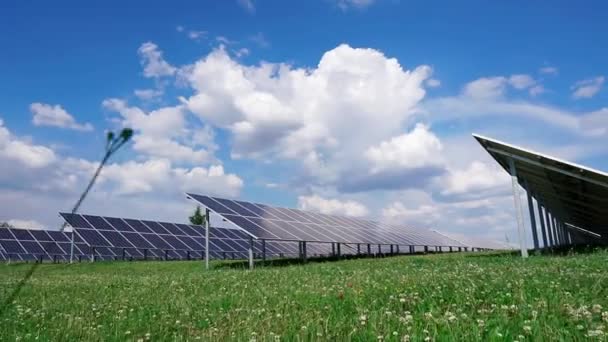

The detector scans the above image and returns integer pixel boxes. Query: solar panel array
[60,213,368,260]
[187,193,467,248]
[0,227,87,262]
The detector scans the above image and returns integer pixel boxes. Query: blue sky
[0,0,607,245]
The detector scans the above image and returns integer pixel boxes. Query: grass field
[1,251,607,341]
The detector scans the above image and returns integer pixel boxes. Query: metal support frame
[367,243,371,255]
[508,158,529,258]
[377,244,381,256]
[248,237,254,270]
[546,211,554,247]
[69,227,75,264]
[396,245,400,254]
[458,247,462,252]
[424,245,429,253]
[357,243,361,255]
[90,247,95,262]
[336,243,341,257]
[552,217,559,245]
[261,239,266,262]
[537,203,548,248]
[302,241,307,263]
[205,208,210,270]
[122,248,126,261]
[524,182,539,250]
[331,243,336,256]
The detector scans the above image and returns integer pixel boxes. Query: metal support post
[552,217,559,245]
[69,228,76,264]
[424,245,429,253]
[357,243,361,255]
[367,244,371,255]
[537,203,548,248]
[331,243,335,256]
[546,211,555,247]
[205,208,210,270]
[524,182,540,250]
[248,237,254,270]
[261,239,266,262]
[337,243,341,257]
[508,158,529,258]
[302,241,307,263]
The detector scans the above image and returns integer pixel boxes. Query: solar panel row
[187,194,466,248]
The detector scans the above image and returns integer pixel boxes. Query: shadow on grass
[213,251,450,270]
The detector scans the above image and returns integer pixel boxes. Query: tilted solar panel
[187,193,466,249]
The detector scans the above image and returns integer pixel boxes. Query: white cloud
[183,43,432,191]
[138,42,176,78]
[425,91,582,133]
[382,201,440,226]
[426,78,441,88]
[580,108,608,136]
[134,88,163,101]
[508,74,536,90]
[235,48,250,58]
[7,219,45,230]
[334,0,376,10]
[298,195,368,217]
[0,119,56,168]
[188,30,207,41]
[103,99,215,163]
[463,76,507,99]
[440,161,510,196]
[100,159,243,196]
[528,84,545,96]
[365,124,444,174]
[30,103,93,131]
[237,0,255,13]
[572,76,604,99]
[539,66,558,75]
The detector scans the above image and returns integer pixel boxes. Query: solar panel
[187,193,466,250]
[59,213,265,260]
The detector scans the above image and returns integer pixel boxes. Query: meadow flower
[523,325,532,334]
[593,304,603,313]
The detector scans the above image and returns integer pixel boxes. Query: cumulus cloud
[138,42,176,78]
[571,76,604,99]
[182,43,433,191]
[439,161,510,197]
[30,103,93,131]
[365,124,443,174]
[103,99,215,163]
[0,119,56,168]
[382,201,440,226]
[100,159,243,196]
[298,195,368,217]
[6,219,45,230]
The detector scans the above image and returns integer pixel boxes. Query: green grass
[1,251,608,341]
